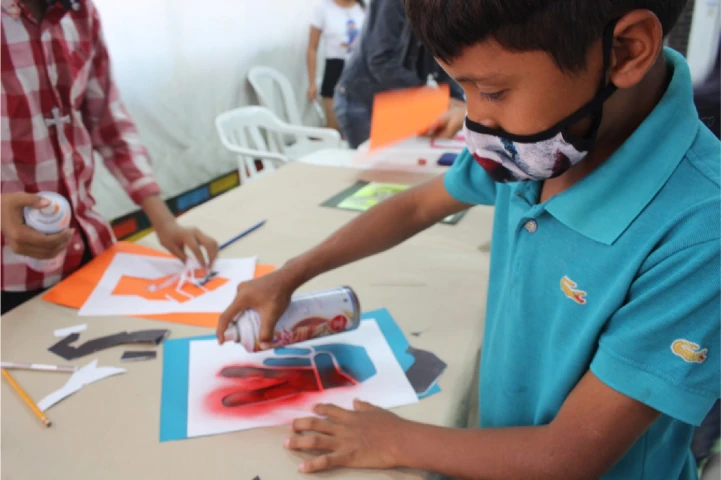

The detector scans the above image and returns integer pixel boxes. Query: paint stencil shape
[78,253,256,316]
[185,320,418,438]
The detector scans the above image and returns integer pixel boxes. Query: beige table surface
[1,162,493,480]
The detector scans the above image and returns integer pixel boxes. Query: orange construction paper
[42,242,275,329]
[369,84,450,151]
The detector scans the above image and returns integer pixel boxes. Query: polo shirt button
[524,220,538,233]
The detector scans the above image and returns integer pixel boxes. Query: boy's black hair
[404,0,688,72]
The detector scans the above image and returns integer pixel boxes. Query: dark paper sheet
[121,350,158,362]
[405,346,447,395]
[49,330,169,360]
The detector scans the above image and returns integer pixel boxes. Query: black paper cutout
[48,330,169,360]
[120,350,158,362]
[405,346,447,395]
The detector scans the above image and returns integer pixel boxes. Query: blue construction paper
[159,308,440,442]
[159,334,209,442]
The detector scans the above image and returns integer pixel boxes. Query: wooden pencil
[1,368,52,427]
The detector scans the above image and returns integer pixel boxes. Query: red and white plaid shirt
[1,0,160,292]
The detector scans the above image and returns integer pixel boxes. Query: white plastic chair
[215,106,341,183]
[247,66,338,156]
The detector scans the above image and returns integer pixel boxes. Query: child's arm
[216,176,470,342]
[287,371,659,479]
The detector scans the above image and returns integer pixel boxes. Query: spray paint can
[23,192,72,272]
[224,286,361,352]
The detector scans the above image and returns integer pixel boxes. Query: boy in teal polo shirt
[218,1,720,478]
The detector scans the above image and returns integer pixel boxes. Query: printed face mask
[464,20,618,183]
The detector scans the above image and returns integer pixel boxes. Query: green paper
[322,181,466,225]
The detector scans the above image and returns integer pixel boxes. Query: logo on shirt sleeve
[560,276,587,305]
[671,339,708,363]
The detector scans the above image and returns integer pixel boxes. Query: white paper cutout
[78,253,257,316]
[185,319,418,438]
[53,323,88,338]
[37,359,126,411]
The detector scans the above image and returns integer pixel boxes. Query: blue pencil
[219,220,266,250]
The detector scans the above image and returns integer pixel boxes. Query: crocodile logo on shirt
[560,276,587,305]
[671,339,707,363]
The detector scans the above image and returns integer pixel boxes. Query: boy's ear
[609,10,664,89]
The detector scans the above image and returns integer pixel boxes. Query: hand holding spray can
[23,192,72,272]
[223,286,361,352]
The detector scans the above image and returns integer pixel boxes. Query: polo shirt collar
[544,48,699,245]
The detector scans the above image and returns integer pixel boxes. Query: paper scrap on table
[184,320,418,438]
[405,346,447,396]
[37,359,126,412]
[369,84,450,151]
[78,253,256,317]
[49,329,169,361]
[54,323,87,338]
[121,350,157,362]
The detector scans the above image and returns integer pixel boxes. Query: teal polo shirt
[445,48,720,479]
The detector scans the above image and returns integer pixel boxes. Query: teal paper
[159,308,441,441]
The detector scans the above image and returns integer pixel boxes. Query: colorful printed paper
[160,309,441,442]
[322,181,467,225]
[78,253,256,317]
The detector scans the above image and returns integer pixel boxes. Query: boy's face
[439,39,605,138]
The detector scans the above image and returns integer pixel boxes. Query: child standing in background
[306,0,366,131]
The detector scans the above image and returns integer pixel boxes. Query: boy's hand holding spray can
[222,286,361,351]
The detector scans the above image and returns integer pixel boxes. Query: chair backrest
[215,106,341,183]
[247,66,303,126]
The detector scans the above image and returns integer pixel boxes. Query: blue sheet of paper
[159,308,441,442]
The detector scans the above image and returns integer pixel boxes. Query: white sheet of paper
[53,323,88,337]
[37,359,126,411]
[186,319,417,438]
[78,253,257,316]
[346,136,466,174]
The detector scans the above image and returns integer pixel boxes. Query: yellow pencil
[1,368,52,427]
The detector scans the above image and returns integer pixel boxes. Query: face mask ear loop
[587,18,621,135]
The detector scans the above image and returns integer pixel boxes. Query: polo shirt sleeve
[590,238,720,426]
[443,148,498,206]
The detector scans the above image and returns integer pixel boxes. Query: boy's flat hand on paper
[286,399,407,473]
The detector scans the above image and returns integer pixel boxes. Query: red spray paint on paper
[204,362,358,418]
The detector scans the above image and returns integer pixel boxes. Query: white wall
[91,0,319,220]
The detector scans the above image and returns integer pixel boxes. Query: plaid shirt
[1,0,160,292]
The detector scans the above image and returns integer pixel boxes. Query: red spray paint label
[223,286,361,351]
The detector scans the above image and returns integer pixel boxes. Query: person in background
[693,36,720,139]
[1,0,218,314]
[306,0,366,131]
[332,0,466,148]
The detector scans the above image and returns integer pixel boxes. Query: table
[1,161,493,480]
